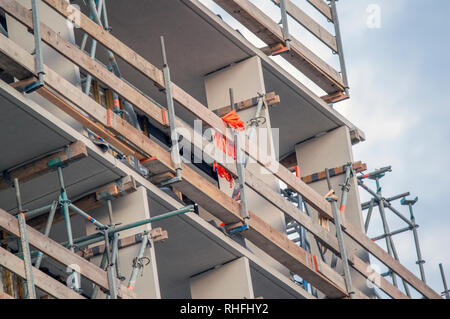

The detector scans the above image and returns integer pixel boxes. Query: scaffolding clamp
[226,222,249,235]
[47,157,67,170]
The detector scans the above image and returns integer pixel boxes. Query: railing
[212,0,349,102]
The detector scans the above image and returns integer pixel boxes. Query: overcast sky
[200,0,450,298]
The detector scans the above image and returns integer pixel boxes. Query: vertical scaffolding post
[329,0,349,95]
[231,94,265,200]
[83,0,104,94]
[373,176,401,290]
[56,166,75,253]
[25,0,45,93]
[364,198,375,233]
[439,264,450,299]
[229,88,249,222]
[104,229,118,299]
[91,249,108,299]
[401,196,426,283]
[279,0,291,51]
[34,200,58,269]
[160,36,182,186]
[338,163,353,220]
[13,179,36,299]
[324,177,354,298]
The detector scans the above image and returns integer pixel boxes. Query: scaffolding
[0,0,445,300]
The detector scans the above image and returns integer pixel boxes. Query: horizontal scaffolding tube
[62,205,194,249]
[23,204,54,219]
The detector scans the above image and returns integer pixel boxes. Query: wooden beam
[272,0,337,52]
[0,45,33,81]
[0,208,136,299]
[0,246,85,299]
[37,87,144,160]
[0,290,13,299]
[279,152,297,168]
[27,176,137,230]
[321,91,348,104]
[307,0,333,21]
[314,257,368,299]
[215,92,280,117]
[213,0,344,94]
[301,161,367,184]
[0,141,87,191]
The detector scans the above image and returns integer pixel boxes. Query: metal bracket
[227,223,249,235]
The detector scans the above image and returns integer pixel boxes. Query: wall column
[190,257,254,299]
[295,126,374,297]
[85,186,161,298]
[204,56,289,276]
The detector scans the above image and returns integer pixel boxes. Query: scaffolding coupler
[25,0,45,94]
[358,166,392,181]
[227,222,249,235]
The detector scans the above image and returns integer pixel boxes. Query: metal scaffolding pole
[229,88,249,222]
[364,198,375,233]
[127,232,150,291]
[439,264,450,299]
[160,36,182,186]
[57,166,75,253]
[401,197,426,283]
[326,189,354,299]
[329,0,349,96]
[359,173,412,296]
[14,179,36,299]
[25,0,45,93]
[34,200,58,269]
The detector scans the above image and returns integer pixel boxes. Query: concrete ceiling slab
[0,85,121,213]
[0,91,68,171]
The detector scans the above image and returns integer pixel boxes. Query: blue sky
[337,0,450,298]
[199,0,450,298]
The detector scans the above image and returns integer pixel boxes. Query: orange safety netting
[212,110,246,188]
[213,161,233,188]
[221,110,245,131]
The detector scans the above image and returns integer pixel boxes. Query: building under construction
[0,0,447,300]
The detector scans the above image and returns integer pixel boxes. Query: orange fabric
[213,161,233,188]
[221,110,245,131]
[214,132,236,159]
[212,110,246,189]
